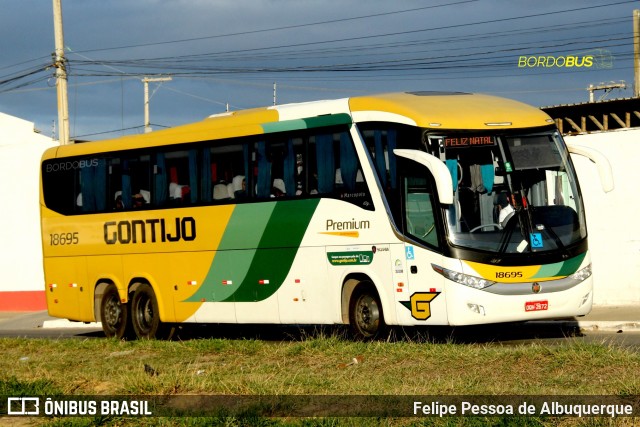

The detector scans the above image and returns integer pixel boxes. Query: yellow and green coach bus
[40,92,612,339]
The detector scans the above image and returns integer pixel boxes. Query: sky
[0,0,637,141]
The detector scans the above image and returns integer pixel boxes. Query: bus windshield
[438,130,587,254]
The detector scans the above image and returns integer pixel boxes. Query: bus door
[395,156,448,325]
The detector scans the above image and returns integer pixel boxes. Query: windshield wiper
[497,209,519,254]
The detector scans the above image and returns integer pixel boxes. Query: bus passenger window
[360,128,398,194]
[165,152,192,204]
[254,138,297,199]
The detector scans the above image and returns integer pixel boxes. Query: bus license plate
[525,300,548,312]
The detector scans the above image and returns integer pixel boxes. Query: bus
[40,91,613,339]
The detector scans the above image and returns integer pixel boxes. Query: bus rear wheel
[100,284,132,339]
[130,283,174,340]
[349,284,385,339]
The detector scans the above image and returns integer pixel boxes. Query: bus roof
[349,92,554,129]
[44,92,553,159]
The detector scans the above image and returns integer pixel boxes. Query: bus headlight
[432,264,496,290]
[570,264,592,282]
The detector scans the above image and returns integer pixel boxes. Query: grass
[0,328,638,426]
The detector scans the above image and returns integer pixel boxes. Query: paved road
[1,310,639,346]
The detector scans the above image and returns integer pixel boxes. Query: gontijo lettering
[104,217,196,244]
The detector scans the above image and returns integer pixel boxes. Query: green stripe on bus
[532,262,563,279]
[184,199,319,303]
[219,203,276,250]
[555,252,587,277]
[223,199,319,302]
[303,113,352,129]
[262,119,307,134]
[532,253,586,279]
[261,113,352,134]
[185,203,276,303]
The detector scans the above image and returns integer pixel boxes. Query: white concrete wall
[567,128,640,306]
[0,113,57,300]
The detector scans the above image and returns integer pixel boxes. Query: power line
[65,2,634,82]
[3,1,634,138]
[73,1,635,64]
[66,35,632,79]
[71,0,479,54]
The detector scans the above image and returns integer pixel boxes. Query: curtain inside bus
[80,159,107,212]
[284,139,295,197]
[200,149,212,203]
[154,153,167,206]
[121,159,132,209]
[257,141,271,198]
[316,134,334,193]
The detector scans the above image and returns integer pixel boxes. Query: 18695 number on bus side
[49,232,79,246]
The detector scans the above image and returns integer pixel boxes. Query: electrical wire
[70,0,480,54]
[0,0,634,137]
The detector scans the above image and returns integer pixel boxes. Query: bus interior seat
[272,178,286,197]
[169,182,190,202]
[232,175,246,199]
[213,182,230,201]
[139,189,150,204]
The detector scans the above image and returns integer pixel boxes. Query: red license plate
[525,300,548,312]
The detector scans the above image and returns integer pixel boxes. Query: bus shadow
[165,321,584,344]
[389,322,584,344]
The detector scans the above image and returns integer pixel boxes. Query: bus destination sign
[444,136,495,148]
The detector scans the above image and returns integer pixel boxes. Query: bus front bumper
[444,275,593,326]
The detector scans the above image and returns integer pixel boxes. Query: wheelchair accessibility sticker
[530,233,543,248]
[405,245,415,260]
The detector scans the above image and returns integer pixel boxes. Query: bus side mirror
[393,149,454,205]
[566,143,614,193]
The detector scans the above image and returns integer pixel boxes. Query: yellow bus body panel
[46,108,278,158]
[41,204,236,322]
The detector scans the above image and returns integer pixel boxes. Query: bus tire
[100,284,132,339]
[130,283,174,340]
[349,283,385,340]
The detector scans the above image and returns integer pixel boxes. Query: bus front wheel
[349,284,385,339]
[100,284,132,339]
[130,283,174,340]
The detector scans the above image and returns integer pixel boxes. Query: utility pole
[634,9,640,97]
[142,77,172,133]
[52,0,70,144]
[587,81,626,102]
